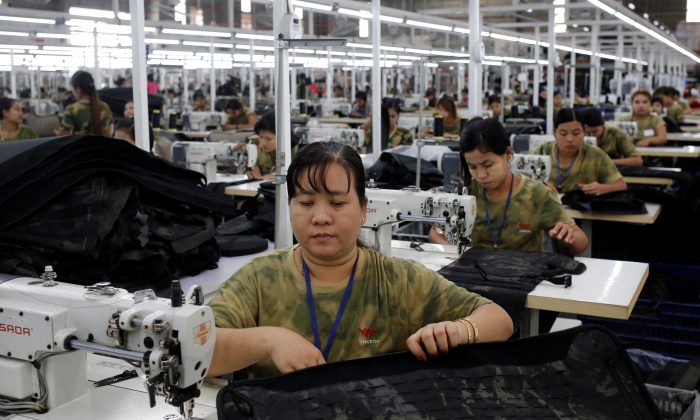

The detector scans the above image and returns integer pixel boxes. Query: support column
[533,27,540,107]
[129,0,149,151]
[569,35,576,107]
[93,28,100,88]
[371,0,381,157]
[468,0,482,117]
[210,42,216,111]
[228,0,234,28]
[546,9,556,135]
[615,30,623,102]
[249,39,256,112]
[590,10,599,105]
[326,47,332,99]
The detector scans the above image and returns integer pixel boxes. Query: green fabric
[210,246,492,378]
[444,117,461,135]
[365,126,414,148]
[0,125,37,141]
[679,101,690,111]
[667,103,685,123]
[598,126,639,159]
[535,141,623,193]
[59,100,113,134]
[469,175,574,252]
[622,115,664,142]
[255,147,275,175]
[226,106,253,125]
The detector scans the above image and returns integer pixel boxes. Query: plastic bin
[646,384,699,420]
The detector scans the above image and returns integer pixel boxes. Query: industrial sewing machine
[0,270,214,419]
[361,188,476,255]
[294,127,365,152]
[606,120,638,140]
[172,141,257,181]
[513,154,552,184]
[317,98,353,117]
[181,112,228,131]
[511,134,597,154]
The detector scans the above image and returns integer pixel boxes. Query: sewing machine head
[294,127,365,152]
[0,272,214,419]
[361,188,476,255]
[171,141,257,181]
[513,154,551,184]
[606,120,638,140]
[181,112,228,131]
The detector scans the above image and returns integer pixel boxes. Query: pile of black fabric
[437,247,586,326]
[367,152,443,190]
[218,325,660,419]
[0,135,237,292]
[562,189,648,214]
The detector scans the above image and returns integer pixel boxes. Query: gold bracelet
[463,318,479,343]
[455,318,471,344]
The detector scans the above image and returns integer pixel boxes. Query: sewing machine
[181,112,228,131]
[0,270,214,419]
[513,154,551,184]
[361,188,476,255]
[172,141,257,181]
[317,98,352,117]
[606,120,638,140]
[294,127,365,152]
[511,134,597,154]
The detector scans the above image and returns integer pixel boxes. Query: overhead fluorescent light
[183,41,213,47]
[598,53,617,60]
[555,45,574,51]
[481,31,490,37]
[241,0,252,13]
[236,44,275,51]
[689,0,700,22]
[291,0,332,11]
[490,33,519,42]
[380,15,404,23]
[0,31,29,37]
[117,12,131,20]
[573,48,592,55]
[36,33,71,39]
[518,37,537,45]
[164,28,231,37]
[69,7,115,19]
[338,8,372,19]
[359,19,369,38]
[0,16,54,24]
[554,24,568,33]
[405,47,431,54]
[405,20,452,32]
[628,3,635,10]
[0,44,38,50]
[145,27,156,32]
[234,33,274,40]
[145,38,180,45]
[346,42,372,49]
[453,27,470,34]
[380,46,404,51]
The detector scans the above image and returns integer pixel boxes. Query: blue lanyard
[302,251,359,360]
[556,145,576,190]
[483,173,515,248]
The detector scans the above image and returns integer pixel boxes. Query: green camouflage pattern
[210,246,492,378]
[667,103,685,123]
[469,175,575,252]
[227,106,253,126]
[1,125,37,141]
[59,100,113,135]
[679,101,690,111]
[255,148,275,175]
[444,117,461,135]
[536,141,623,193]
[621,114,665,141]
[365,126,414,148]
[598,126,639,159]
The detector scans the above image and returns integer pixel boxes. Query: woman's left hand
[548,222,575,244]
[636,139,651,147]
[406,321,467,361]
[581,182,606,196]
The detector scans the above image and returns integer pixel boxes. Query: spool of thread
[169,112,177,129]
[433,115,444,137]
[299,102,307,115]
[152,109,161,128]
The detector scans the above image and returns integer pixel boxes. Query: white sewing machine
[171,141,258,181]
[181,112,228,131]
[511,134,597,154]
[295,127,365,152]
[606,120,638,140]
[513,154,552,184]
[0,270,214,419]
[317,98,352,117]
[361,188,476,255]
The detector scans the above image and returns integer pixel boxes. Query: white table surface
[214,173,249,183]
[563,201,662,225]
[636,145,700,158]
[224,180,265,197]
[680,125,700,133]
[667,132,700,142]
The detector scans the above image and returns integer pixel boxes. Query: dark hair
[459,117,510,182]
[580,107,605,127]
[287,141,366,205]
[425,87,436,97]
[553,108,583,130]
[488,95,500,106]
[355,91,367,102]
[437,96,457,121]
[631,89,652,103]
[651,95,663,105]
[383,97,400,114]
[461,88,468,94]
[553,91,563,97]
[225,99,243,112]
[193,90,206,101]
[114,117,135,142]
[254,111,275,135]
[114,76,126,86]
[0,97,18,116]
[71,70,102,135]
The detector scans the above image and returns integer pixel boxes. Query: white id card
[643,128,655,137]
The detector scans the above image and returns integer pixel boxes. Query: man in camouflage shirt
[580,108,642,167]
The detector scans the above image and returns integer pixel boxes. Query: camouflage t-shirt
[255,147,275,175]
[535,141,623,193]
[598,126,639,159]
[60,99,113,135]
[366,126,414,148]
[0,125,37,141]
[469,175,574,252]
[210,246,492,378]
[444,117,461,135]
[667,103,684,124]
[622,115,665,142]
[226,106,253,126]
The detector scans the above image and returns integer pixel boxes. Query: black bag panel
[562,190,647,214]
[368,152,443,190]
[217,325,660,420]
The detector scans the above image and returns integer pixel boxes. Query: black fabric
[98,87,164,118]
[367,152,443,190]
[562,190,647,214]
[216,235,269,257]
[618,166,691,183]
[504,122,543,137]
[233,182,277,241]
[437,247,585,327]
[217,325,660,420]
[0,135,237,290]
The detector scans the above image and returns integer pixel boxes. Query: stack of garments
[0,135,237,292]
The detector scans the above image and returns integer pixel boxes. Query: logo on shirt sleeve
[358,327,380,345]
[518,223,532,234]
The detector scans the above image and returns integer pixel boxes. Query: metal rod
[398,214,448,224]
[69,339,144,361]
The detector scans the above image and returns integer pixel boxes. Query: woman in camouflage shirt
[208,142,513,378]
[56,70,113,137]
[0,98,37,141]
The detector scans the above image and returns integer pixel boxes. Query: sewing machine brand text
[0,322,31,336]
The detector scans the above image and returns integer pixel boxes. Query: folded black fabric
[562,190,648,214]
[217,325,660,419]
[618,166,691,183]
[0,135,238,290]
[368,152,443,190]
[438,247,585,326]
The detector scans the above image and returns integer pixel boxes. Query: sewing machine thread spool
[433,115,444,137]
[299,102,307,115]
[152,110,161,129]
[169,112,177,129]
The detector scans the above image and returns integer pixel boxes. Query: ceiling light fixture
[405,20,452,31]
[163,28,231,37]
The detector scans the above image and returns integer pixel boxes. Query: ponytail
[71,70,102,135]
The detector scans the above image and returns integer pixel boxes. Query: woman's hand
[266,327,325,374]
[549,222,575,244]
[581,182,607,196]
[406,321,467,360]
[252,167,275,180]
[546,181,559,195]
[636,138,651,147]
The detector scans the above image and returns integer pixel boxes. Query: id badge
[643,128,655,137]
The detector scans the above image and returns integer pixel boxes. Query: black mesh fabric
[437,247,585,326]
[217,325,660,419]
